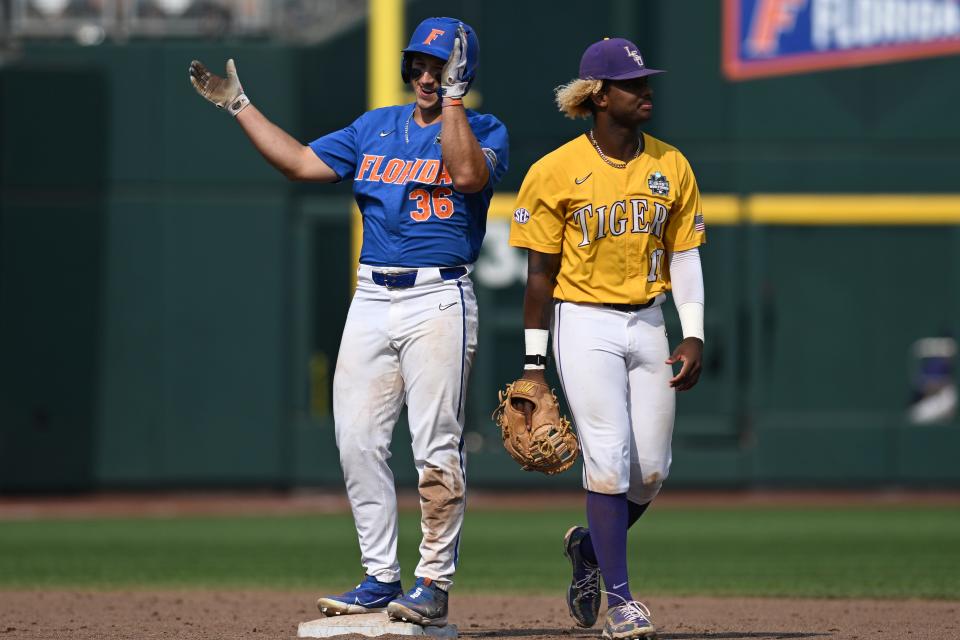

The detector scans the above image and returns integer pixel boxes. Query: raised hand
[440,25,470,99]
[188,58,249,116]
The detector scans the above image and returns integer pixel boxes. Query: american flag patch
[694,213,706,232]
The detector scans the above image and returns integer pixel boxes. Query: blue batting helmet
[401,17,479,86]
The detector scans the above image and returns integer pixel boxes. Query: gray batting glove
[189,58,250,117]
[440,25,470,99]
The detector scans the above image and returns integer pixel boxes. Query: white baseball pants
[553,299,675,504]
[333,265,477,589]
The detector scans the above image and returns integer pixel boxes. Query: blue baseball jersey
[309,104,509,268]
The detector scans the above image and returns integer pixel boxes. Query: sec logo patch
[514,208,530,224]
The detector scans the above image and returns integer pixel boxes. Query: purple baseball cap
[579,37,665,80]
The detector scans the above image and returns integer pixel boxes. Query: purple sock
[584,491,633,605]
[579,499,649,565]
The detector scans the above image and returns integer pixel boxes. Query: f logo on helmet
[401,18,478,87]
[423,28,445,44]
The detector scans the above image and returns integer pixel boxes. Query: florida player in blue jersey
[189,17,508,628]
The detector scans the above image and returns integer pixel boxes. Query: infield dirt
[1,590,958,640]
[2,491,959,639]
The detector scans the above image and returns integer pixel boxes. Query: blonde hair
[554,78,603,119]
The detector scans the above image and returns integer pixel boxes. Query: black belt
[371,266,467,289]
[602,300,655,312]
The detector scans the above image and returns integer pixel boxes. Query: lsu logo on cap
[423,28,445,44]
[624,46,644,67]
[514,208,530,224]
[648,171,670,196]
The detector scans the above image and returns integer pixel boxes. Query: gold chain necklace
[588,130,641,169]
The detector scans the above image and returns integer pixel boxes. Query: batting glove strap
[440,83,469,99]
[227,93,250,117]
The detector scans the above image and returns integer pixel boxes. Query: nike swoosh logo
[575,173,592,185]
[439,302,458,311]
[612,582,628,589]
[353,594,392,606]
[379,130,394,137]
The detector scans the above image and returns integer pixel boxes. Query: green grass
[1,507,958,599]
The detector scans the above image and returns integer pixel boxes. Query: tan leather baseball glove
[492,379,579,475]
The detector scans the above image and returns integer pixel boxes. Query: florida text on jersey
[309,105,509,268]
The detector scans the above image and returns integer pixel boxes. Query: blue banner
[724,0,960,80]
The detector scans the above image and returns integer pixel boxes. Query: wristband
[524,354,548,369]
[227,93,250,117]
[442,97,464,108]
[524,328,549,370]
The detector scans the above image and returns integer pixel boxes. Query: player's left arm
[664,153,706,391]
[438,24,491,193]
[665,247,704,391]
[439,105,489,193]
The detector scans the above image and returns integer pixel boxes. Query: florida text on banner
[724,0,960,80]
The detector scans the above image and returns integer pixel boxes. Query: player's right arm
[520,249,562,385]
[189,59,338,183]
[509,157,567,391]
[234,106,338,182]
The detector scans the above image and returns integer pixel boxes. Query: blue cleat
[602,599,657,639]
[386,577,449,627]
[563,525,602,627]
[316,574,403,616]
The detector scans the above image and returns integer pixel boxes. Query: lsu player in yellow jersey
[509,38,705,639]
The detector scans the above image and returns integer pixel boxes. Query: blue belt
[371,266,467,289]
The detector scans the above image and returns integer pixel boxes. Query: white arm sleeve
[669,247,705,342]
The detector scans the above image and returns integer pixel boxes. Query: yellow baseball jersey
[509,133,705,305]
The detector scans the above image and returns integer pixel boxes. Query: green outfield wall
[2,0,959,491]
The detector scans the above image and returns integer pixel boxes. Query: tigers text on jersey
[310,104,509,268]
[509,133,705,305]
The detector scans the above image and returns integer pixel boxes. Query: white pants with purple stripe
[553,299,675,504]
[333,265,477,589]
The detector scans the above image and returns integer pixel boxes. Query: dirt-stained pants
[333,265,477,590]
